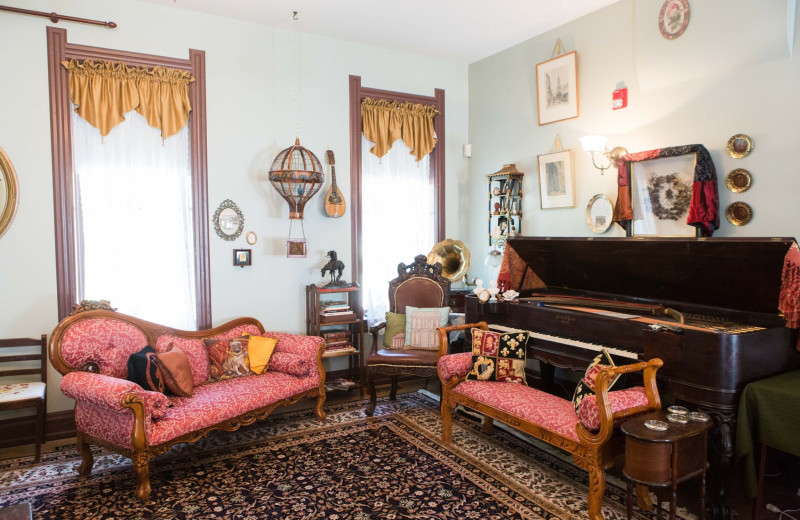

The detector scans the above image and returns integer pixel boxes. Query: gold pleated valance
[361,98,439,162]
[62,59,195,139]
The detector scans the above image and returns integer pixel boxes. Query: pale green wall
[0,0,469,412]
[468,0,800,281]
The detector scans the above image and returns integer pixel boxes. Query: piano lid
[506,237,796,315]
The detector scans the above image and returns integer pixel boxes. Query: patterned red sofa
[49,309,326,502]
[437,322,663,520]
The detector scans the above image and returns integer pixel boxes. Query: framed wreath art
[612,144,719,237]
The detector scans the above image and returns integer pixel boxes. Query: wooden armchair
[365,255,450,416]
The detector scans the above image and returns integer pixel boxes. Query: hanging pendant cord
[293,11,300,140]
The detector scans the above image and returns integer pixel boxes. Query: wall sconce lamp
[580,136,628,175]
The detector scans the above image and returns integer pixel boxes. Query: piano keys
[466,236,800,520]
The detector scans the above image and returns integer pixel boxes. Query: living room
[1,0,799,518]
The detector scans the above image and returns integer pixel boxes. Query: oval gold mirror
[212,199,244,241]
[586,193,613,233]
[0,147,19,239]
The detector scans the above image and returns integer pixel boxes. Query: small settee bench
[49,309,326,501]
[437,322,663,520]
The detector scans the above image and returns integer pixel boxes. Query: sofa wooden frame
[437,322,663,520]
[49,310,327,502]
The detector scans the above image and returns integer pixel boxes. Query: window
[47,27,211,328]
[348,76,445,322]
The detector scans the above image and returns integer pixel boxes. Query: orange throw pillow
[154,346,193,397]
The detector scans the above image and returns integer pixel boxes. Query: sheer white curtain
[71,109,197,329]
[361,135,434,324]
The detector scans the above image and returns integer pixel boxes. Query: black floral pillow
[465,328,529,384]
[571,348,620,415]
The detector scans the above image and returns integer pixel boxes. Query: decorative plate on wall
[725,169,752,193]
[659,0,690,40]
[727,134,753,159]
[726,201,753,226]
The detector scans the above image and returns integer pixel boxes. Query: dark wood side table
[621,411,712,520]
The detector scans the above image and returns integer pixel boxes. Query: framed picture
[233,248,251,267]
[535,51,579,125]
[286,238,307,259]
[537,150,575,209]
[614,145,718,237]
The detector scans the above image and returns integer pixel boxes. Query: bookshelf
[305,284,365,393]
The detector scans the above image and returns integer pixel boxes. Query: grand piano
[466,237,800,520]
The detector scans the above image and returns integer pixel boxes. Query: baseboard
[0,410,76,449]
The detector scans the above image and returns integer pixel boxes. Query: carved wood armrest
[369,321,386,355]
[436,321,487,357]
[577,358,663,445]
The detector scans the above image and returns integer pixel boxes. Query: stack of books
[324,377,357,392]
[320,301,357,323]
[322,331,355,355]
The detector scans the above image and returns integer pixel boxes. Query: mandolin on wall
[324,150,346,218]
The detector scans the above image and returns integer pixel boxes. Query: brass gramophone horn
[427,239,470,282]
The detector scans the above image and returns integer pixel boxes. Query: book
[322,303,350,310]
[325,339,352,347]
[321,310,353,316]
[323,331,351,340]
[320,313,356,324]
[325,341,353,349]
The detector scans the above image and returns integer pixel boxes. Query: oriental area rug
[0,392,693,519]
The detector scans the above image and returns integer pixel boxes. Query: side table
[621,411,712,520]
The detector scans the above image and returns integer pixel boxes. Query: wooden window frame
[348,75,445,285]
[46,27,212,328]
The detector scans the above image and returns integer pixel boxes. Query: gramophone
[427,239,471,283]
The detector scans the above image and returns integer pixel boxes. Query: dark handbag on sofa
[127,346,165,393]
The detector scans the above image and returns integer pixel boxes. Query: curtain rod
[0,5,117,28]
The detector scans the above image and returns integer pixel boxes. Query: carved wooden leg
[132,452,152,502]
[77,432,94,476]
[366,370,377,416]
[441,390,453,444]
[636,484,653,511]
[315,391,327,420]
[481,415,494,434]
[389,376,398,400]
[587,463,607,520]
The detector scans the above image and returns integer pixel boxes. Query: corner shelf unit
[305,284,365,392]
[487,165,524,250]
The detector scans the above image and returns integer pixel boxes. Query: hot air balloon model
[268,139,324,258]
[268,11,324,258]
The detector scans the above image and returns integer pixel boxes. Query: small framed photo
[537,150,575,209]
[535,51,579,126]
[233,248,251,267]
[286,238,307,259]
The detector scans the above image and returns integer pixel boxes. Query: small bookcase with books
[305,284,364,392]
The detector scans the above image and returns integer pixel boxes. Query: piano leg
[539,362,557,394]
[704,409,736,520]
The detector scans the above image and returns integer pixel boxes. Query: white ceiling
[138,0,620,63]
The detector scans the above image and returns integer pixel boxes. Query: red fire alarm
[613,88,628,110]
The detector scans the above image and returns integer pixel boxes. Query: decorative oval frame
[0,147,19,239]
[727,134,753,159]
[659,0,690,40]
[725,169,752,193]
[212,199,244,241]
[586,193,614,234]
[245,231,257,245]
[726,201,753,226]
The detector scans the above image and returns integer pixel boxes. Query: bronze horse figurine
[321,250,345,285]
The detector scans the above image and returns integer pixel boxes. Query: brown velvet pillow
[154,346,193,397]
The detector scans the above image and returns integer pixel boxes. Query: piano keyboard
[488,324,641,360]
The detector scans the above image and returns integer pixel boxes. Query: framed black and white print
[535,51,579,126]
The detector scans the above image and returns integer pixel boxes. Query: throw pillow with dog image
[204,336,252,381]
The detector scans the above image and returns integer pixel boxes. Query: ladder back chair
[0,335,48,462]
